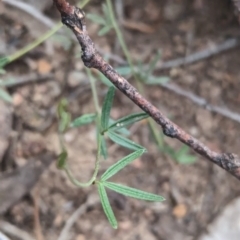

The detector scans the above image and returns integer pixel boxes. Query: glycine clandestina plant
[88,0,196,165]
[0,0,196,229]
[57,86,165,229]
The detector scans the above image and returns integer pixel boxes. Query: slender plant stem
[106,0,132,67]
[148,118,164,149]
[106,0,164,150]
[53,0,240,181]
[3,0,91,67]
[87,68,101,114]
[64,135,102,187]
[8,23,62,64]
[63,66,103,188]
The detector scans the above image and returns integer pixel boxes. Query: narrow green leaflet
[0,57,9,68]
[108,112,149,131]
[175,146,196,164]
[109,118,130,136]
[176,154,196,164]
[97,182,118,229]
[108,131,144,151]
[101,86,115,131]
[0,88,12,103]
[101,149,145,181]
[103,182,165,202]
[70,113,96,128]
[57,150,68,169]
[100,135,108,160]
[87,4,113,36]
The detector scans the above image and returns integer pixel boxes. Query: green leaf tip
[101,86,115,131]
[103,182,165,202]
[175,146,196,164]
[70,113,96,128]
[101,149,145,181]
[108,131,145,151]
[97,182,118,229]
[108,112,149,131]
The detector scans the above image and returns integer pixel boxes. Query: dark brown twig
[53,0,240,180]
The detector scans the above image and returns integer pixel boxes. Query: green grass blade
[101,149,145,181]
[70,113,96,128]
[101,86,115,131]
[103,182,165,202]
[108,131,144,151]
[97,183,118,229]
[108,112,149,131]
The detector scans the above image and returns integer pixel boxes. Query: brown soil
[0,0,240,240]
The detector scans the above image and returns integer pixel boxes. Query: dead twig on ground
[160,82,240,124]
[157,38,239,70]
[105,38,239,69]
[0,220,35,240]
[2,0,55,28]
[33,190,44,240]
[1,73,53,88]
[53,0,240,180]
[57,194,99,240]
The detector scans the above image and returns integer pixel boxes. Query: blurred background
[0,0,240,239]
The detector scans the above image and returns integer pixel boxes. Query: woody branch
[53,0,240,180]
